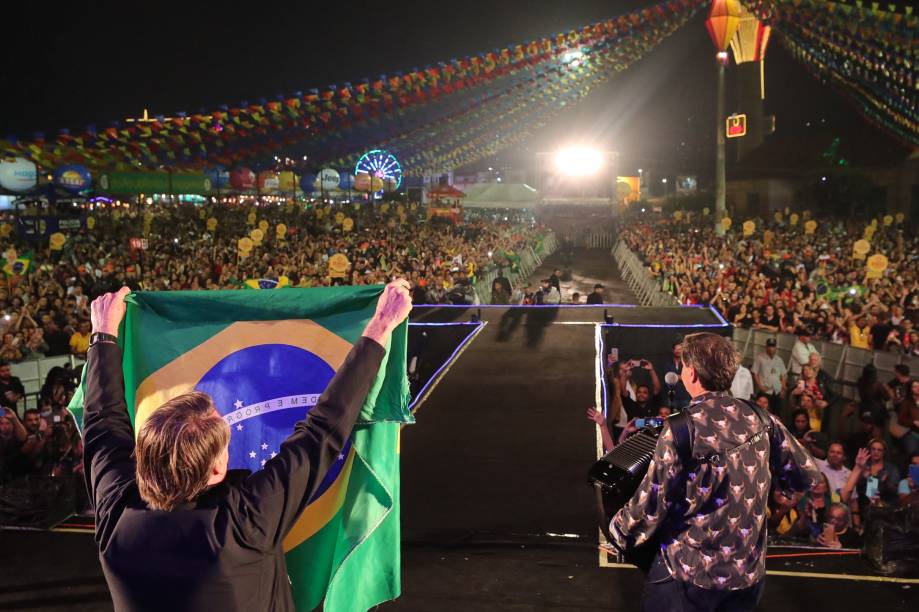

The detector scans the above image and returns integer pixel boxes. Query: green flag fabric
[68,285,413,611]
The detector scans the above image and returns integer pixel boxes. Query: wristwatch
[89,332,118,347]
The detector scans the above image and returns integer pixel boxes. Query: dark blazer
[82,337,385,612]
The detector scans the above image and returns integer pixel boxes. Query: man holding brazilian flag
[70,280,414,611]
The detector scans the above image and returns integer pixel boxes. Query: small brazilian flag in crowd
[68,286,412,611]
[3,251,32,276]
[244,276,290,289]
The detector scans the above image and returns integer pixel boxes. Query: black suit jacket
[82,337,385,612]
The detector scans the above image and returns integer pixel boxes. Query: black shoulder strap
[668,410,694,467]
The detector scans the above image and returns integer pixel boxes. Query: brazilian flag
[3,251,32,276]
[68,286,413,611]
[244,276,290,289]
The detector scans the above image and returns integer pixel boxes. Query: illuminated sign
[726,114,747,138]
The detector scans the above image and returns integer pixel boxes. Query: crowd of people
[620,215,919,355]
[0,201,548,368]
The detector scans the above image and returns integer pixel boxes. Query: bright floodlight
[554,147,604,177]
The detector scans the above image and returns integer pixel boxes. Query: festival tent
[461,183,540,209]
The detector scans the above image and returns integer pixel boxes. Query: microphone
[664,372,680,410]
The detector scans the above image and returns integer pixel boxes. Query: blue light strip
[406,321,486,412]
[708,304,731,327]
[409,322,483,327]
[601,322,730,329]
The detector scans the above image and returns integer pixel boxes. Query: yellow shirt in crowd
[849,325,870,349]
[70,332,90,354]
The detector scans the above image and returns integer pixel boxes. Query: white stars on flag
[236,424,243,431]
[337,453,345,461]
[234,399,244,409]
[249,451,256,459]
[261,459,267,467]
[261,442,269,451]
[270,451,277,458]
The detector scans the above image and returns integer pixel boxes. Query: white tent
[461,183,540,209]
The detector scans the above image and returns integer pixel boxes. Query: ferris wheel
[354,149,403,190]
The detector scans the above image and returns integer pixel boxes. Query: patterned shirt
[610,391,820,590]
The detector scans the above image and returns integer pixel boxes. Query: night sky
[1,0,901,176]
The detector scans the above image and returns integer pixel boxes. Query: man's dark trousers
[641,554,765,612]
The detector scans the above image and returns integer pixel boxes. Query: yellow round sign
[864,225,876,239]
[870,218,878,227]
[773,211,782,223]
[853,239,871,255]
[721,217,732,230]
[867,253,888,272]
[87,216,96,230]
[250,228,264,244]
[207,217,218,231]
[237,237,253,253]
[198,209,206,220]
[895,212,905,224]
[0,223,11,237]
[258,219,269,232]
[247,212,257,225]
[789,213,799,226]
[342,217,354,232]
[674,210,683,221]
[328,253,351,278]
[49,232,66,251]
[882,214,893,226]
[370,176,384,192]
[334,211,345,225]
[804,220,817,235]
[276,223,287,238]
[763,230,775,245]
[702,207,710,216]
[742,220,755,236]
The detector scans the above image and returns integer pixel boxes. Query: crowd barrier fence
[574,231,616,250]
[612,240,681,307]
[8,355,85,415]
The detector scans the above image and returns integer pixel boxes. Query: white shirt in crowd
[815,458,851,496]
[790,339,817,375]
[542,286,561,304]
[731,365,754,400]
[752,351,786,394]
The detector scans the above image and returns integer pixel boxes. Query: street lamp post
[705,0,742,236]
[715,50,729,235]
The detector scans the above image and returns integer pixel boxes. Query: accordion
[587,424,663,572]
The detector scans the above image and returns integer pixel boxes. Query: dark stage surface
[1,250,917,611]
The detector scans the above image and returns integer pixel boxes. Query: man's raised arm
[82,287,136,525]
